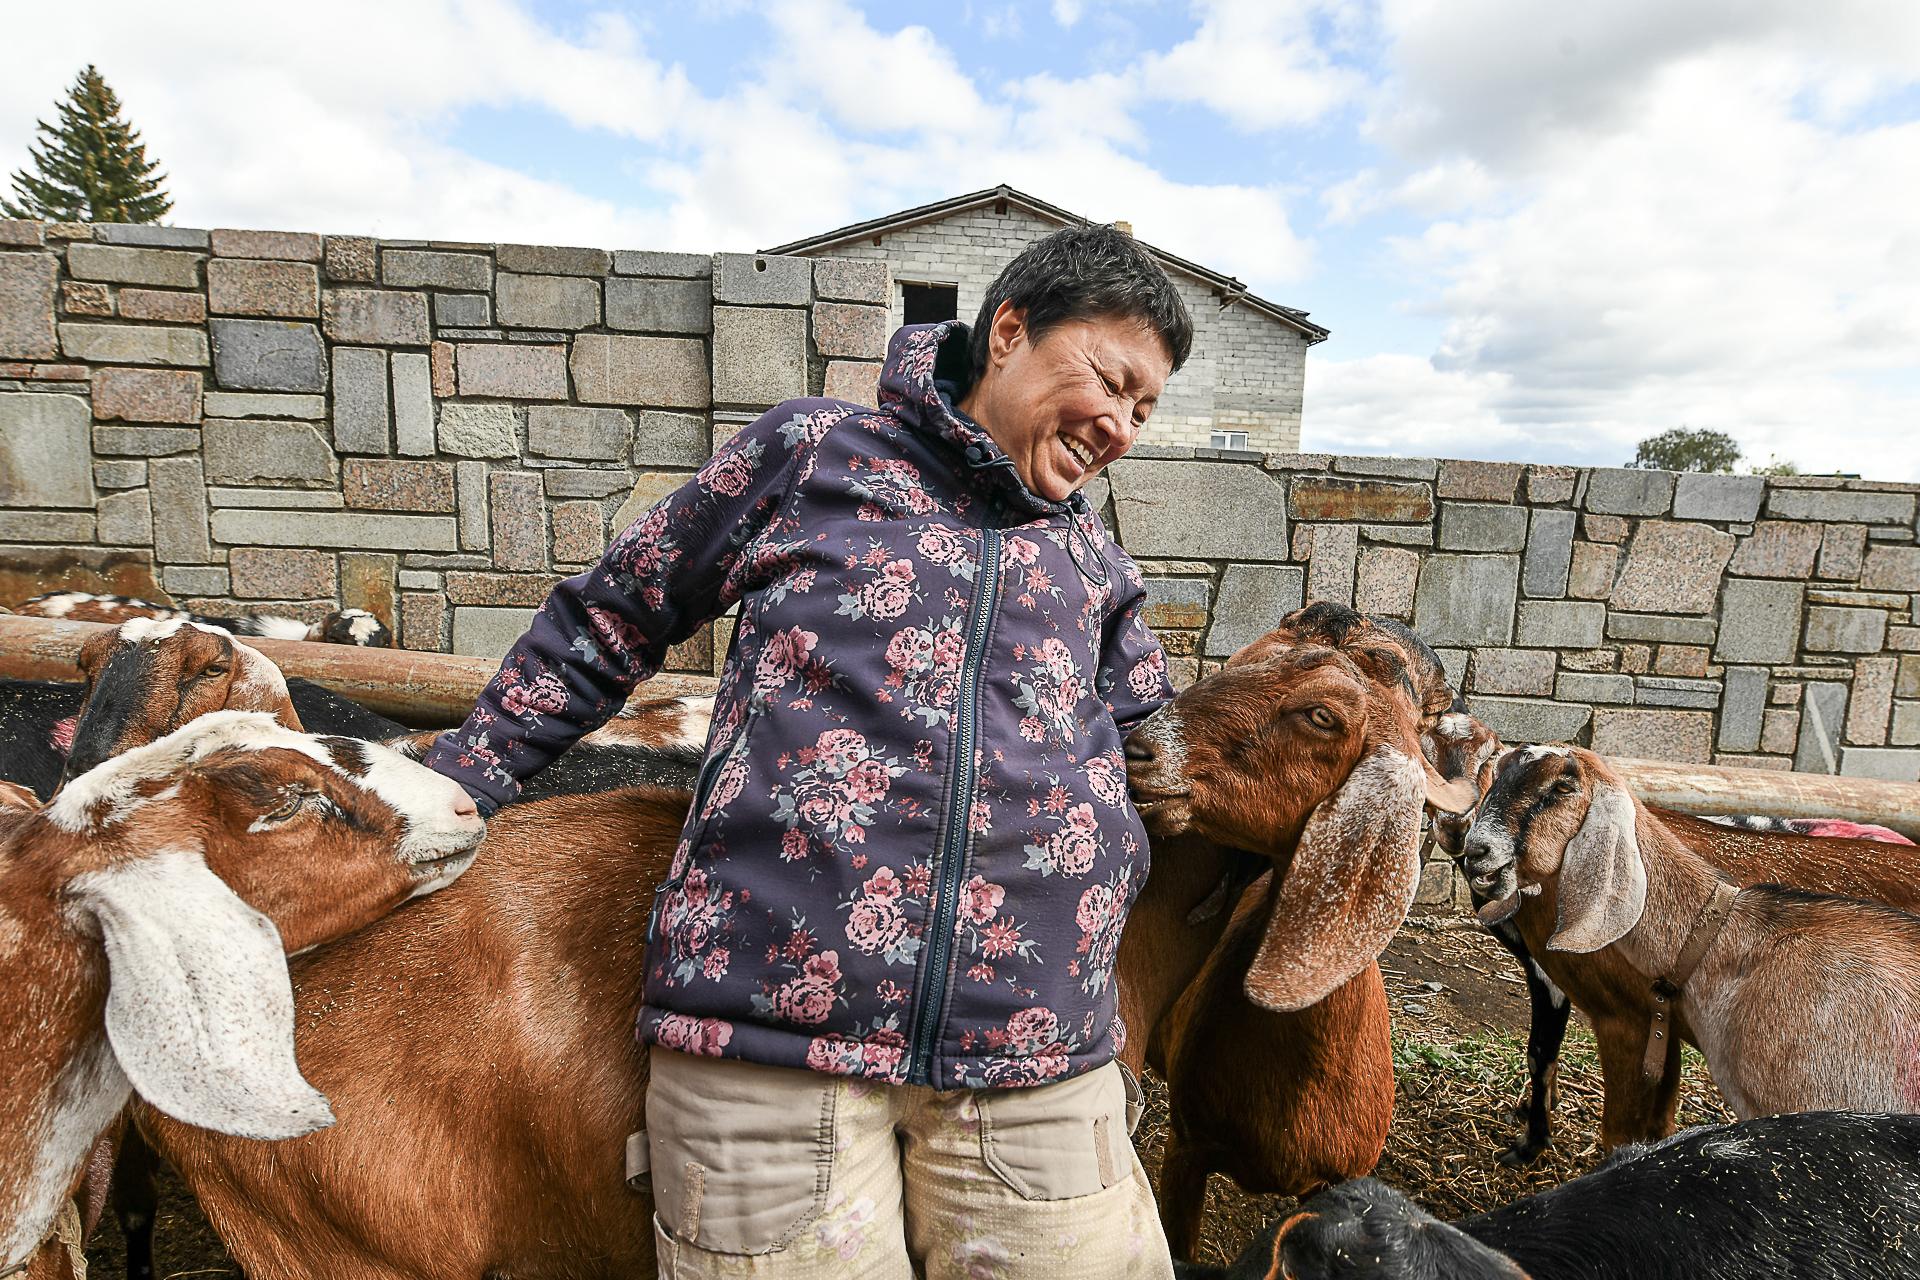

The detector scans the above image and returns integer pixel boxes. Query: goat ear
[234,642,302,731]
[73,849,334,1140]
[1420,760,1480,816]
[1244,745,1425,1012]
[1547,782,1646,953]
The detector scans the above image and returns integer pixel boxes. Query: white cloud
[1305,353,1519,459]
[761,0,996,137]
[1307,4,1920,478]
[0,0,694,243]
[0,0,1316,282]
[1371,0,1920,169]
[1136,0,1365,130]
[10,0,1911,480]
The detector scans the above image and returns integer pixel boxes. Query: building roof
[765,184,1329,344]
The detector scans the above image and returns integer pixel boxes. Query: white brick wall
[801,206,1305,452]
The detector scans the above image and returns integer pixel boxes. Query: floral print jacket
[423,321,1174,1088]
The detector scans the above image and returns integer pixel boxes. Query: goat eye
[263,789,314,821]
[202,664,229,678]
[1306,707,1339,730]
[1552,777,1578,795]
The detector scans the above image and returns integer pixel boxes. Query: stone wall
[792,202,1311,453]
[5,220,1920,794]
[0,219,890,673]
[1102,449,1920,785]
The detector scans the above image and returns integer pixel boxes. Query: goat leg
[112,1123,161,1280]
[1592,1012,1681,1150]
[1155,1130,1212,1263]
[1488,921,1572,1168]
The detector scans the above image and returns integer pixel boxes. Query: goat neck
[1607,804,1737,985]
[0,823,130,1273]
[1113,829,1240,1077]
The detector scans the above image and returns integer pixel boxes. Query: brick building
[767,185,1327,452]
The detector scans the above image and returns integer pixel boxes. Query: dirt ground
[83,906,1733,1277]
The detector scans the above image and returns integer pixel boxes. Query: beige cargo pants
[647,1047,1174,1279]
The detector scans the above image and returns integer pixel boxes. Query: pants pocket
[646,1046,838,1255]
[1118,1060,1145,1136]
[976,1059,1129,1201]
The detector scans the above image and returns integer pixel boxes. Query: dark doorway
[902,282,959,325]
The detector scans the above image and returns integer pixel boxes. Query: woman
[425,224,1192,1278]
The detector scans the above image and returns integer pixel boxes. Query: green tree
[1747,454,1801,477]
[2,66,171,224]
[1628,427,1741,474]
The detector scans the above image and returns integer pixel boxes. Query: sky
[5,1,1919,476]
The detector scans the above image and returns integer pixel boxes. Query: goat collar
[1642,879,1740,1086]
[1,1198,85,1279]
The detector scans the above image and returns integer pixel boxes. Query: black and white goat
[1183,1111,1920,1280]
[17,592,392,647]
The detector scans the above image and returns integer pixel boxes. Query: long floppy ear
[1245,745,1426,1012]
[232,641,302,730]
[1420,756,1480,816]
[71,848,334,1139]
[1546,782,1646,953]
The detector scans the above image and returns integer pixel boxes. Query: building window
[1210,429,1250,450]
[902,282,958,325]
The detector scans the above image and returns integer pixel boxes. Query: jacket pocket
[680,702,763,852]
[977,1059,1129,1201]
[646,1047,839,1255]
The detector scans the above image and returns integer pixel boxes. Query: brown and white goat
[1465,745,1920,1119]
[62,618,304,782]
[1438,731,1920,1161]
[63,614,708,781]
[136,785,686,1280]
[0,711,485,1277]
[51,619,703,1278]
[1123,640,1476,1257]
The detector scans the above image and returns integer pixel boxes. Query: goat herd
[4,593,1920,1280]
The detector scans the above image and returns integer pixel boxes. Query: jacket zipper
[909,523,1002,1085]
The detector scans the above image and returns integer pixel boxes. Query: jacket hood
[877,321,1083,522]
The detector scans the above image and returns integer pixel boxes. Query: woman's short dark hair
[969,224,1194,381]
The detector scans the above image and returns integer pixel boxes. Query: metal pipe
[0,613,717,725]
[1612,755,1920,841]
[6,615,1920,834]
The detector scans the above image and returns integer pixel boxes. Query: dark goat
[0,679,84,800]
[1180,1112,1920,1280]
[0,677,406,802]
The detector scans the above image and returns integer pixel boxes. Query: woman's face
[963,303,1172,503]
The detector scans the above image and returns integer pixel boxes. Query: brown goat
[0,713,484,1277]
[1116,604,1479,1258]
[1436,729,1920,1159]
[1152,879,1392,1259]
[136,786,686,1280]
[1467,745,1920,1119]
[48,622,707,1279]
[1124,639,1473,1257]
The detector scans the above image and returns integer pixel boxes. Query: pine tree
[2,66,172,224]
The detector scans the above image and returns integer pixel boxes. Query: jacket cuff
[420,736,511,817]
